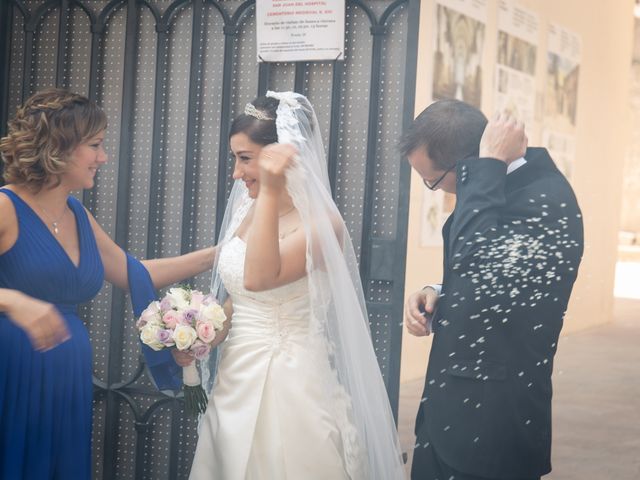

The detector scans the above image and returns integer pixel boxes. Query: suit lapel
[442,213,454,279]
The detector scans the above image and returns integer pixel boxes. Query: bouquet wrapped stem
[182,363,208,416]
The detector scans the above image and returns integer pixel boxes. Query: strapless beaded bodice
[218,237,308,304]
[217,237,311,348]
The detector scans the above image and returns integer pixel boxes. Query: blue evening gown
[0,189,103,479]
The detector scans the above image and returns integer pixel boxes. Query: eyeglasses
[423,164,455,191]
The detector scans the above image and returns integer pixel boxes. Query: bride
[187,91,405,479]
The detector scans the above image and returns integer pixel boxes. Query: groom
[401,100,584,480]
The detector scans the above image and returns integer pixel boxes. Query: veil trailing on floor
[206,91,405,479]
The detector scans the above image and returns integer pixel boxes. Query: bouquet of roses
[136,286,226,416]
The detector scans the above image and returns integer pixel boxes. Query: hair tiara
[244,103,274,121]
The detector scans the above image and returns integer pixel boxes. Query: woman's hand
[258,143,298,193]
[7,292,71,351]
[171,349,195,367]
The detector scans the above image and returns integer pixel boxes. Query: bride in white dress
[188,92,405,480]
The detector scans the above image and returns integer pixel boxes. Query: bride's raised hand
[171,349,194,367]
[258,143,298,193]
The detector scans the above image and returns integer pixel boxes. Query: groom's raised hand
[479,111,527,163]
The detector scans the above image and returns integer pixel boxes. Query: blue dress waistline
[55,304,78,315]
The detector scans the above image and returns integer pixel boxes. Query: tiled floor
[398,297,640,480]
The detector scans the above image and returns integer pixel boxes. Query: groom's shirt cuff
[423,284,442,296]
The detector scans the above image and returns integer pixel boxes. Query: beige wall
[621,20,640,238]
[401,0,635,383]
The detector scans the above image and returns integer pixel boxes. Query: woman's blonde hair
[0,88,107,191]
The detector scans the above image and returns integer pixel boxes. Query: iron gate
[0,0,419,477]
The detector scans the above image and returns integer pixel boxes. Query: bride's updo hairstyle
[229,94,316,147]
[229,96,279,146]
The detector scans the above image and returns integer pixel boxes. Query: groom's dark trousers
[411,430,541,480]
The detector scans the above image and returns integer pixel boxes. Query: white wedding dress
[190,92,405,480]
[189,232,365,480]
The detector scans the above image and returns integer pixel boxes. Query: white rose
[201,303,227,331]
[146,300,161,315]
[167,287,191,310]
[140,323,164,351]
[138,301,163,327]
[173,324,198,351]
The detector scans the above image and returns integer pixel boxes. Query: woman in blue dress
[0,88,218,479]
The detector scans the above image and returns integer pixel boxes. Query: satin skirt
[189,295,351,480]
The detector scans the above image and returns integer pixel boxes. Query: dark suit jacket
[413,148,584,479]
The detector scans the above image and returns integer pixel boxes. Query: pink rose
[159,297,173,312]
[202,294,217,306]
[162,310,181,329]
[196,320,217,344]
[190,292,204,309]
[190,340,212,360]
